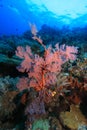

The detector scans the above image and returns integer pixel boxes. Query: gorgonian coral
[16,43,78,91]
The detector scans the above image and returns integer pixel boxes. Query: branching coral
[16,43,78,92]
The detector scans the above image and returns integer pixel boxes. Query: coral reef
[0,25,87,129]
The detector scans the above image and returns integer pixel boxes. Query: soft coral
[16,43,78,91]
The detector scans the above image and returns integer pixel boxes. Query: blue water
[0,0,87,35]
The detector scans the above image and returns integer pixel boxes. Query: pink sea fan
[16,44,78,91]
